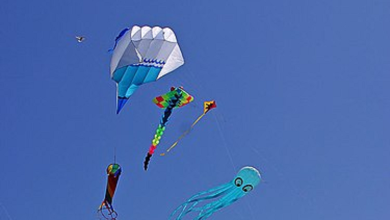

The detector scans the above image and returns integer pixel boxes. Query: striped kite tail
[144,143,157,170]
[144,124,166,170]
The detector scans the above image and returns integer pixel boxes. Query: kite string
[161,113,206,156]
[212,112,236,172]
[113,146,116,164]
[0,203,13,220]
[182,72,237,169]
[182,72,252,219]
[214,112,256,220]
[180,70,236,170]
[250,147,315,206]
[178,69,207,103]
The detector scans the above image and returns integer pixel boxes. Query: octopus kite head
[234,166,261,193]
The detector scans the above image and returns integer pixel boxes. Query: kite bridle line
[113,146,116,164]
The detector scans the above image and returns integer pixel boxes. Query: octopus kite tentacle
[184,186,240,218]
[169,183,233,219]
[196,189,243,219]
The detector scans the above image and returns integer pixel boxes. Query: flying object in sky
[75,36,85,42]
[109,25,184,114]
[169,166,261,220]
[98,164,122,220]
[144,86,193,170]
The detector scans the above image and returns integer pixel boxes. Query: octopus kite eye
[234,177,243,187]
[242,185,253,192]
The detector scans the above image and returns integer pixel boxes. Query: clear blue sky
[1,0,389,219]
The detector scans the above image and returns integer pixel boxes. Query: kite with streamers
[98,164,122,220]
[144,86,194,170]
[109,25,185,113]
[160,100,216,156]
[169,166,261,220]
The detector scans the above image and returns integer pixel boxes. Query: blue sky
[1,0,389,219]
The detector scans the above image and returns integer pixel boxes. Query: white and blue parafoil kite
[109,25,184,114]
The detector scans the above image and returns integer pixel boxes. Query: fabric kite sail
[160,100,217,156]
[98,164,122,220]
[144,87,194,170]
[109,25,185,114]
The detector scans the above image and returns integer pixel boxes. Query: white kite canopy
[109,25,185,113]
[110,25,184,80]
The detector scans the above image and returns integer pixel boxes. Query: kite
[144,86,194,170]
[75,36,85,42]
[109,25,185,114]
[161,100,216,156]
[98,164,122,220]
[169,166,261,220]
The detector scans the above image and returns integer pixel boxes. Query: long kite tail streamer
[98,164,122,220]
[144,87,194,170]
[144,105,175,170]
[161,100,216,156]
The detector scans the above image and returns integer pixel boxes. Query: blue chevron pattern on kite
[113,59,165,113]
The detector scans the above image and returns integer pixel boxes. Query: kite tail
[144,152,153,170]
[161,113,206,156]
[144,90,183,170]
[144,104,176,170]
[144,136,161,170]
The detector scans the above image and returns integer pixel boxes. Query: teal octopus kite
[169,166,261,219]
